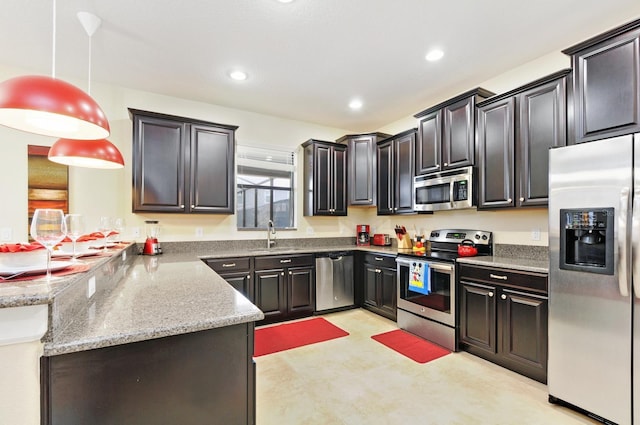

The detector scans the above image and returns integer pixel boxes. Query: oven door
[396,257,455,327]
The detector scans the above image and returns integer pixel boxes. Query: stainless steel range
[396,229,493,351]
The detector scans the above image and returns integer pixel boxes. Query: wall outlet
[87,276,96,298]
[531,228,541,241]
[0,227,12,241]
[195,227,204,237]
[131,227,140,238]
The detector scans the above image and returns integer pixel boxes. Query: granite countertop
[197,244,398,259]
[43,251,263,356]
[456,256,549,274]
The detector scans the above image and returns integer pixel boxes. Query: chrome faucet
[267,220,276,249]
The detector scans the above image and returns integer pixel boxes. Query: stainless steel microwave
[413,166,476,212]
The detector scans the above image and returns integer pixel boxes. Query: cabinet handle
[444,162,448,166]
[191,204,195,208]
[289,271,292,275]
[488,292,494,297]
[180,204,185,208]
[507,198,512,203]
[280,259,292,264]
[281,272,285,276]
[247,275,251,279]
[490,273,508,280]
[519,197,524,202]
[222,263,236,268]
[376,269,381,273]
[501,294,507,300]
[375,257,384,261]
[368,199,372,202]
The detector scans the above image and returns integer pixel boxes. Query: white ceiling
[1,0,640,132]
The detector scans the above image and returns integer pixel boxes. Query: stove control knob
[475,234,480,239]
[482,235,488,240]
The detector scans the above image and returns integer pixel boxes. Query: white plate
[0,261,73,277]
[52,248,101,258]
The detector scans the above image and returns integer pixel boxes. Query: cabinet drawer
[364,253,397,269]
[205,257,251,273]
[458,264,547,294]
[254,254,314,270]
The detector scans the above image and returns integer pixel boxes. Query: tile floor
[255,308,599,425]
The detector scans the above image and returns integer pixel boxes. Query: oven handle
[428,262,454,272]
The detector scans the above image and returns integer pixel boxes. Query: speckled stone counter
[41,248,264,356]
[456,256,549,273]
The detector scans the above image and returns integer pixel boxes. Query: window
[237,145,295,229]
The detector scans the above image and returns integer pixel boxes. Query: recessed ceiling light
[229,70,248,81]
[277,0,294,3]
[349,99,363,110]
[425,49,444,62]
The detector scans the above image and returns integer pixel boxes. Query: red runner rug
[371,329,450,364]
[254,317,349,357]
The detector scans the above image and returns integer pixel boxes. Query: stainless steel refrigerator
[548,134,640,425]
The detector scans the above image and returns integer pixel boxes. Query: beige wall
[0,50,570,247]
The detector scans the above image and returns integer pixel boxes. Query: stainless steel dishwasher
[315,251,354,312]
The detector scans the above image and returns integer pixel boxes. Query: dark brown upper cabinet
[376,129,416,215]
[563,18,640,143]
[130,109,237,214]
[476,70,570,209]
[302,139,347,216]
[414,88,494,175]
[336,132,390,206]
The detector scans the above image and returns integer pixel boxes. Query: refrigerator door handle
[633,193,640,298]
[619,187,630,297]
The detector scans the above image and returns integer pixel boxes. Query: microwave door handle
[450,181,455,207]
[633,191,640,298]
[619,187,630,297]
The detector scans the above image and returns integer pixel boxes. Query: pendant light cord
[87,31,92,94]
[51,0,56,78]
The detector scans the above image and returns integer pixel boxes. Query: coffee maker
[143,220,162,255]
[357,224,370,246]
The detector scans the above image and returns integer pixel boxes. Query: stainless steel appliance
[396,229,492,351]
[315,251,354,312]
[548,134,640,425]
[413,166,475,212]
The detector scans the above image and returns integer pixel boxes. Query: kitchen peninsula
[1,244,263,425]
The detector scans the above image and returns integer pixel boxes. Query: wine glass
[30,209,67,280]
[64,214,85,261]
[98,216,112,252]
[113,217,125,243]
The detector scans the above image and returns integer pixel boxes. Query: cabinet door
[517,77,566,207]
[218,271,253,302]
[499,288,548,383]
[376,140,394,215]
[459,281,497,353]
[189,124,235,213]
[254,269,287,323]
[348,136,376,205]
[331,145,348,215]
[477,97,515,209]
[363,263,379,308]
[443,96,475,169]
[132,115,187,212]
[416,111,441,174]
[571,30,640,142]
[313,144,332,215]
[394,132,416,214]
[288,266,315,316]
[379,267,397,320]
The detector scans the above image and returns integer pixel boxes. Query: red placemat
[371,329,450,364]
[0,263,91,283]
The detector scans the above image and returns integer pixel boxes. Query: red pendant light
[0,75,110,139]
[48,138,124,169]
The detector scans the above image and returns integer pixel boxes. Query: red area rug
[371,329,450,364]
[254,317,349,357]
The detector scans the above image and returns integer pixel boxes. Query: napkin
[0,242,45,252]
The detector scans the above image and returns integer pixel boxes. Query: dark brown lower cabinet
[41,323,256,425]
[362,254,397,321]
[459,264,548,383]
[254,255,315,325]
[203,257,253,301]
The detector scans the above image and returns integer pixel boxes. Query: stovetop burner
[396,228,493,261]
